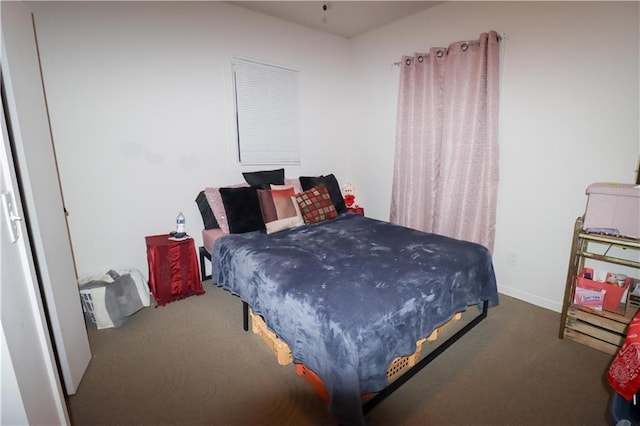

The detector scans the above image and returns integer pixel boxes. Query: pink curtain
[390,31,500,252]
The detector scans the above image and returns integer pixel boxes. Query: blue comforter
[212,214,498,425]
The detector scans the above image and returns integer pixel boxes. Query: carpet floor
[67,282,615,425]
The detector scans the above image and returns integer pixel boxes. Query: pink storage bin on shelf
[583,183,640,239]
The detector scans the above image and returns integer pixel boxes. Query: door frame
[0,68,70,426]
[1,0,91,395]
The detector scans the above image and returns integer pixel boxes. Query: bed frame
[240,299,489,415]
[199,246,212,281]
[361,299,488,414]
[201,244,489,416]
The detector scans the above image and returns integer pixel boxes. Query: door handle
[1,191,22,243]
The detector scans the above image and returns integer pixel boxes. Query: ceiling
[227,1,442,39]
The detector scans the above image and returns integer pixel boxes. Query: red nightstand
[347,207,364,216]
[145,234,204,306]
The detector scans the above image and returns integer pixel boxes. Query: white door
[0,77,70,424]
[1,0,91,394]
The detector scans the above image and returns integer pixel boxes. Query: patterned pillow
[295,185,338,224]
[257,187,304,234]
[299,174,347,213]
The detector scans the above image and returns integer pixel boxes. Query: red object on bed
[608,311,640,400]
[347,206,364,216]
[145,234,204,306]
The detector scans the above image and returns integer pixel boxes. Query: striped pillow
[257,187,304,234]
[295,185,338,224]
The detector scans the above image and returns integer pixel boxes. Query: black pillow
[219,187,266,234]
[299,174,347,214]
[195,191,219,230]
[242,168,285,189]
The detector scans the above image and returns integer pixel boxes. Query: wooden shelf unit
[559,217,640,355]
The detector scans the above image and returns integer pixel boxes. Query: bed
[210,212,498,425]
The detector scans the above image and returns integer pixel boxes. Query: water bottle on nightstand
[175,212,185,237]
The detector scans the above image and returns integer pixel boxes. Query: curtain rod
[392,32,507,67]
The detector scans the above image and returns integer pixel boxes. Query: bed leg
[243,301,249,331]
[199,246,212,281]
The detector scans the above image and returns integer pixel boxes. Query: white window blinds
[233,57,300,165]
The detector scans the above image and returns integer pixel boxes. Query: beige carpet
[67,282,615,425]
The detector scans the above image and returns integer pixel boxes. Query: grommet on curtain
[405,58,412,66]
[461,43,469,52]
[417,55,424,63]
[436,50,445,58]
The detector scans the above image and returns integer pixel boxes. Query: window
[233,57,300,165]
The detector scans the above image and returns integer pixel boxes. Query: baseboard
[497,284,562,313]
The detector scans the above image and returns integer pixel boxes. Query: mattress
[202,228,226,255]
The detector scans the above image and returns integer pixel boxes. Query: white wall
[31,1,639,313]
[349,1,640,311]
[30,1,354,279]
